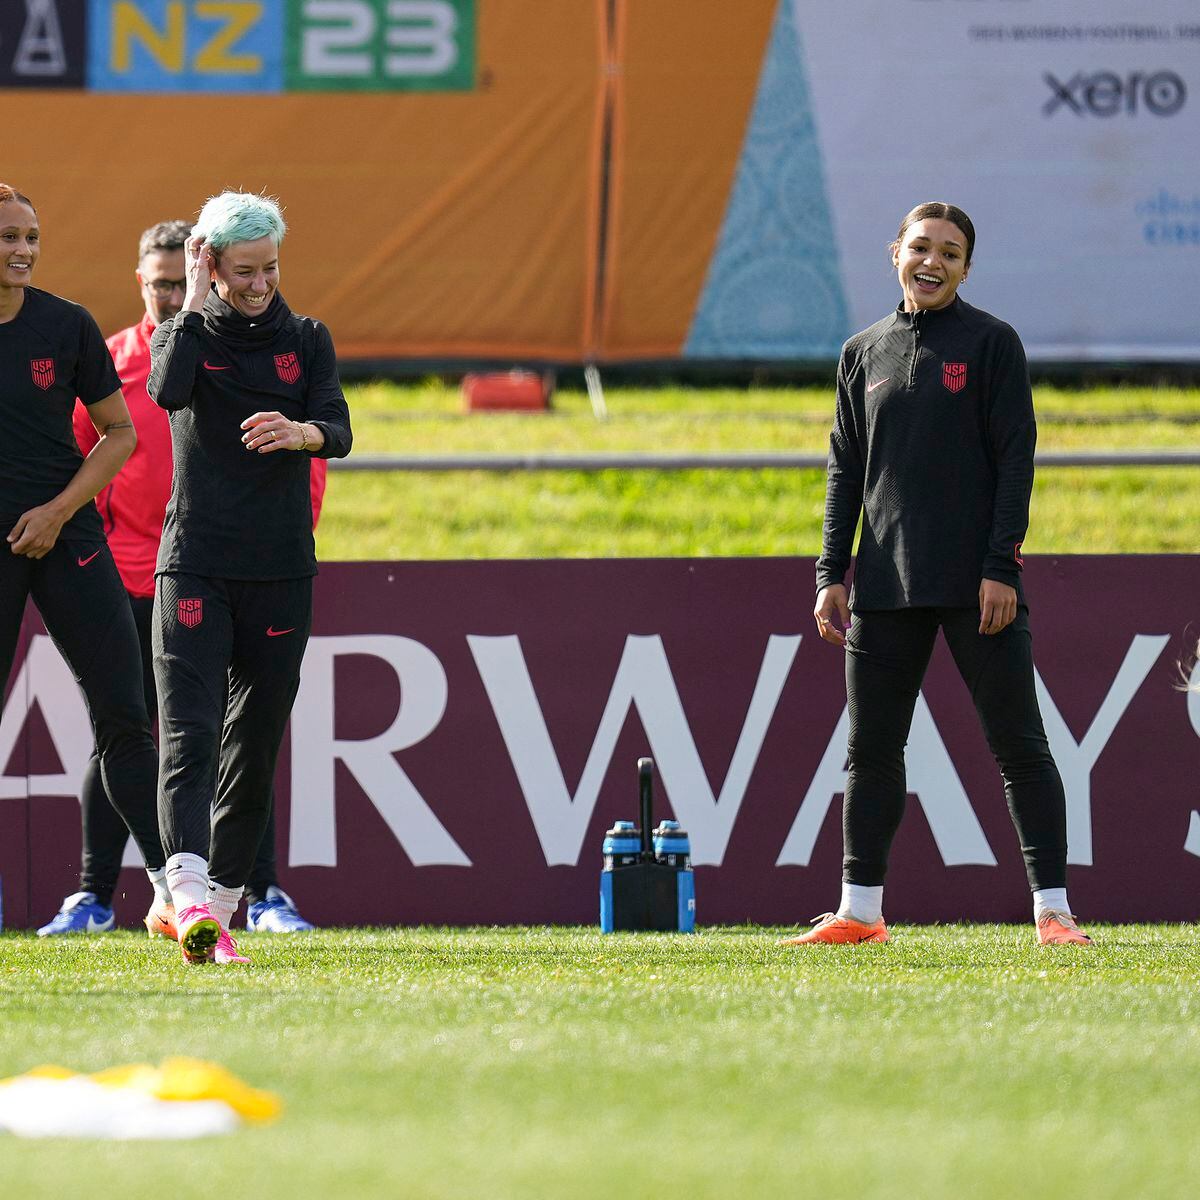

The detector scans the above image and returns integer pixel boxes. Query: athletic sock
[838,882,884,925]
[145,866,172,906]
[1033,887,1070,922]
[165,853,210,912]
[207,882,245,932]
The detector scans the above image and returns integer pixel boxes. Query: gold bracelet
[298,423,313,452]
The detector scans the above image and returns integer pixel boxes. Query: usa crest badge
[274,352,301,385]
[942,362,967,393]
[177,598,203,628]
[31,358,55,390]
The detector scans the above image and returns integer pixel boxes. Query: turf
[2,925,1198,1198]
[317,382,1200,560]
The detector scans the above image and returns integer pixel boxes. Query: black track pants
[0,540,163,871]
[153,573,311,889]
[80,592,284,905]
[842,606,1067,892]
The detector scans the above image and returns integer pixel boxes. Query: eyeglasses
[144,278,186,297]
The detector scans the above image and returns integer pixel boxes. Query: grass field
[317,382,1200,560]
[2,925,1198,1198]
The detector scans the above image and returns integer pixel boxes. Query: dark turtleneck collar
[892,295,964,328]
[202,286,291,347]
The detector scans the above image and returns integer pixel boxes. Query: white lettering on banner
[1034,634,1168,866]
[289,635,471,867]
[1185,658,1200,858]
[0,634,91,800]
[776,695,997,867]
[469,634,801,866]
[15,0,67,77]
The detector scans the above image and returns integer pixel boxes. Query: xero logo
[1043,70,1187,117]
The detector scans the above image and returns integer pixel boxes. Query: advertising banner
[3,557,1199,930]
[686,0,1200,361]
[1,2,1196,359]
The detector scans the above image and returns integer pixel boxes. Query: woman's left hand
[978,578,1018,635]
[241,412,307,454]
[7,502,68,559]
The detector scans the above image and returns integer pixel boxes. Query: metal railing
[330,450,1200,472]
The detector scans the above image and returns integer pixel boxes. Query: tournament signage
[2,557,1199,928]
[0,0,475,91]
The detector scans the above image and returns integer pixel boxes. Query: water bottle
[653,820,695,933]
[602,820,642,870]
[652,820,691,868]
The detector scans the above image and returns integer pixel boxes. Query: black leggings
[154,573,311,890]
[79,593,284,906]
[843,606,1067,892]
[0,539,162,871]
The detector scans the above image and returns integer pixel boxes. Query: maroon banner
[3,557,1199,929]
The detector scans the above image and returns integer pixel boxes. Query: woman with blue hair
[149,191,352,966]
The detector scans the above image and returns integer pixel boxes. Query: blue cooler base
[601,864,695,932]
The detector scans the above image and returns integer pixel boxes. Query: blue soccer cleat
[36,891,115,937]
[246,886,315,933]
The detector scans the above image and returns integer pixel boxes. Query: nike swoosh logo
[266,626,296,637]
[867,377,890,393]
[77,550,101,567]
[204,361,231,371]
[86,914,110,932]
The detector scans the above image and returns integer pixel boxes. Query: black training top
[148,289,352,581]
[0,287,120,541]
[815,297,1035,611]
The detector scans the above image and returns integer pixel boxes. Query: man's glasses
[144,279,186,297]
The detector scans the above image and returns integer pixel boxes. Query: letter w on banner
[469,633,801,866]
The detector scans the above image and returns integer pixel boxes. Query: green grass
[2,926,1199,1198]
[316,383,1200,560]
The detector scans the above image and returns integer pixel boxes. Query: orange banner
[3,1,776,363]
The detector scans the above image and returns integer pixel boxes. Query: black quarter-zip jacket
[148,290,352,581]
[815,297,1035,610]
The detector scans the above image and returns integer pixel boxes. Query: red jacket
[74,313,327,598]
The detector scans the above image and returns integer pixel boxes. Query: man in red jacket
[38,220,326,938]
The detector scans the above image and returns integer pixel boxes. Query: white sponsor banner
[795,1,1200,360]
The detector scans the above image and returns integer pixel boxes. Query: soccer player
[0,183,166,904]
[37,220,326,938]
[149,192,351,965]
[783,202,1091,948]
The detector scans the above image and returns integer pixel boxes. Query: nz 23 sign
[0,0,475,92]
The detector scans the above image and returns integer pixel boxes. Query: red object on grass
[462,371,552,412]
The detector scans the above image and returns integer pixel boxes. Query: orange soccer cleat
[144,899,177,941]
[1036,910,1093,946]
[779,912,890,946]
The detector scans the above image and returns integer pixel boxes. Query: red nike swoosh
[204,361,231,371]
[266,627,296,637]
[77,550,101,567]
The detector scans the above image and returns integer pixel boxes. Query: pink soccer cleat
[213,929,251,966]
[1037,910,1093,946]
[176,904,221,965]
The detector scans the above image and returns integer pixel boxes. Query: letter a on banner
[776,695,996,866]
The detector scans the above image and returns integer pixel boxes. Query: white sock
[207,882,244,933]
[145,866,172,906]
[165,853,210,912]
[1033,888,1070,922]
[838,882,883,925]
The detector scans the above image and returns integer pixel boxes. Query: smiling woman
[785,201,1094,950]
[0,183,167,902]
[147,190,353,968]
